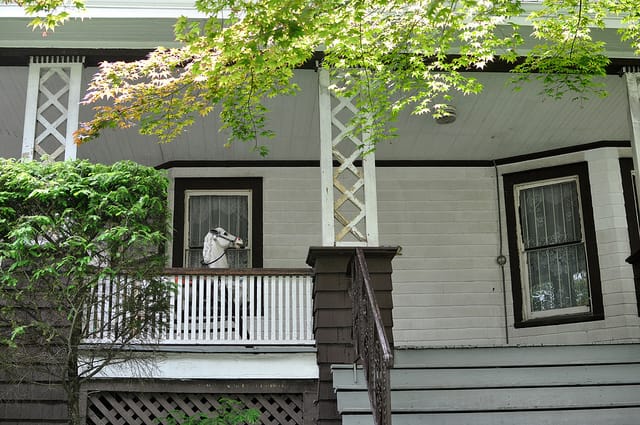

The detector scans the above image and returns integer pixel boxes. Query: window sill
[514,312,605,328]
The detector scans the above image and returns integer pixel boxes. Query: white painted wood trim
[64,62,83,160]
[319,68,336,246]
[21,60,40,160]
[22,56,85,161]
[362,134,379,246]
[88,352,319,379]
[626,72,640,216]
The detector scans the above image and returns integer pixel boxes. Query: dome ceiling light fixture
[434,105,457,124]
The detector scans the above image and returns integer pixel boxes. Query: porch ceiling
[0,65,630,164]
[75,70,631,165]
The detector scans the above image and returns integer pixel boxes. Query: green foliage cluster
[10,0,640,153]
[72,0,640,154]
[2,0,84,31]
[0,159,169,294]
[157,397,260,425]
[0,159,171,424]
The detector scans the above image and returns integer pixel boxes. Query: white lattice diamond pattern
[318,68,379,246]
[35,68,71,160]
[22,56,83,161]
[331,94,367,243]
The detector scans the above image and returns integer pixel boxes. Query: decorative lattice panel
[87,392,304,425]
[318,69,379,246]
[22,56,83,161]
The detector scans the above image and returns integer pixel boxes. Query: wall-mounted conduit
[494,161,510,344]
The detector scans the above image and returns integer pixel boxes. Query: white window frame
[514,175,592,320]
[183,189,253,268]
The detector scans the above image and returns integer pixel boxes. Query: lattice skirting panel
[87,391,304,425]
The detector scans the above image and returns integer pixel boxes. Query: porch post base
[307,246,398,425]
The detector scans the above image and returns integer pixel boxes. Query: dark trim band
[3,48,640,74]
[156,141,631,170]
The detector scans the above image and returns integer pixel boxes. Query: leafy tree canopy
[2,0,84,31]
[10,0,640,155]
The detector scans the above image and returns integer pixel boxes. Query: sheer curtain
[519,181,590,313]
[186,194,250,268]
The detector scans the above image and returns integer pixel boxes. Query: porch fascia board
[87,351,319,380]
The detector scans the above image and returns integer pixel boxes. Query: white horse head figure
[201,227,245,268]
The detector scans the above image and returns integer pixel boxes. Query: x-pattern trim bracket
[318,68,379,247]
[22,56,84,161]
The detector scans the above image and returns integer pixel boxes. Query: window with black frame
[184,190,251,268]
[504,162,604,327]
[619,158,640,316]
[172,178,263,268]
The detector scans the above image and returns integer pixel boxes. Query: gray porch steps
[333,344,640,425]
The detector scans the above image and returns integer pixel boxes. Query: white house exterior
[2,2,640,424]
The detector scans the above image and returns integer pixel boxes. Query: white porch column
[22,56,84,161]
[318,68,379,247]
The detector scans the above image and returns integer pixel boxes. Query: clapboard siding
[170,151,640,348]
[334,345,640,425]
[0,383,68,424]
[387,149,640,347]
[378,166,505,347]
[168,167,322,269]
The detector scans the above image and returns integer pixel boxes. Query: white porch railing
[85,269,315,345]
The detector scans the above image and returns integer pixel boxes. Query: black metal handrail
[351,248,393,425]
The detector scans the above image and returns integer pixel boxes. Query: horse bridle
[200,229,242,266]
[213,231,241,245]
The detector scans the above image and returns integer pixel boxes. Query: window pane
[520,181,582,249]
[186,194,250,268]
[527,243,590,312]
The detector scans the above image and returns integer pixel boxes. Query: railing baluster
[234,276,240,341]
[212,276,219,341]
[176,275,183,341]
[256,275,263,342]
[220,275,227,340]
[278,275,284,341]
[306,276,313,342]
[182,275,190,341]
[265,275,272,341]
[103,277,111,339]
[270,276,276,341]
[204,275,211,341]
[197,275,204,341]
[292,275,298,341]
[249,275,255,341]
[241,275,248,342]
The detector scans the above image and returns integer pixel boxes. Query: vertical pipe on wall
[494,161,510,345]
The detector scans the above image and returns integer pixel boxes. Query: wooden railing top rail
[163,268,314,276]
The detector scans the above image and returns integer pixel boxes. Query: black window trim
[503,162,604,328]
[619,158,640,316]
[172,177,263,268]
